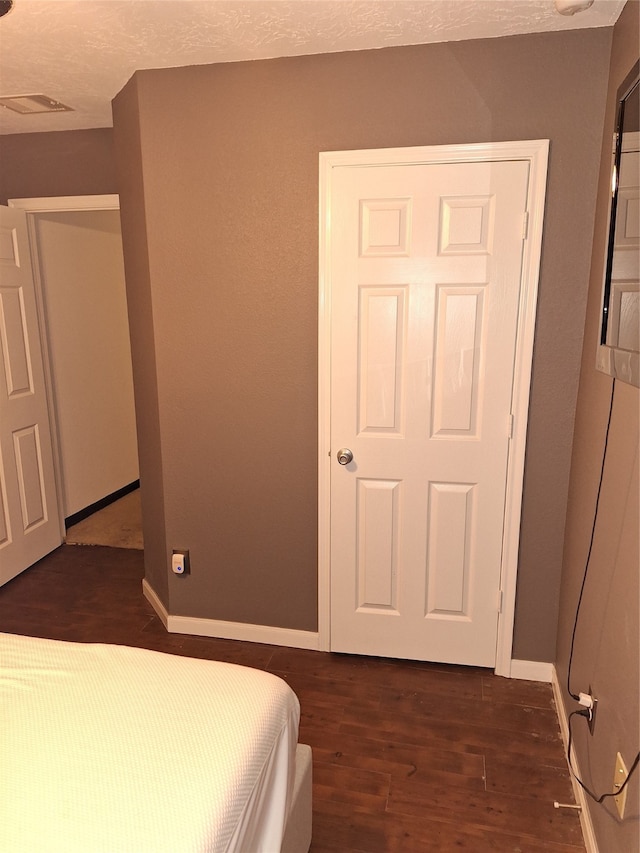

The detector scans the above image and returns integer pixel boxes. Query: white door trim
[8,195,119,213]
[7,195,121,536]
[318,141,549,677]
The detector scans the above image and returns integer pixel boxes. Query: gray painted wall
[556,2,639,849]
[0,129,117,205]
[112,26,611,661]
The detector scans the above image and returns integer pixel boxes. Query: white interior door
[0,205,62,585]
[327,157,531,667]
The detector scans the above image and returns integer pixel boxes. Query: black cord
[562,377,639,803]
[566,379,616,701]
[567,711,640,804]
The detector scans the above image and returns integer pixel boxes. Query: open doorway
[65,488,143,549]
[9,195,142,552]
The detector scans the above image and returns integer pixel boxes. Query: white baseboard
[551,666,598,853]
[142,579,321,651]
[509,659,554,682]
[141,591,557,670]
[142,579,168,627]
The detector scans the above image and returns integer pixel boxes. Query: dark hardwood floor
[0,545,585,852]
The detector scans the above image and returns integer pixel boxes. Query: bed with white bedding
[0,632,312,853]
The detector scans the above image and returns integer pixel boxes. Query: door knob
[337,448,354,465]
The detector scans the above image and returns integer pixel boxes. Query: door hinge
[522,210,529,240]
[508,413,514,439]
[497,589,503,613]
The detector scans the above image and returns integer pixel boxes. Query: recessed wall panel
[358,287,406,433]
[356,479,400,612]
[0,287,33,397]
[431,285,485,437]
[360,199,411,257]
[425,482,474,616]
[13,426,47,531]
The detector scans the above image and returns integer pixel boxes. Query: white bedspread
[0,632,300,853]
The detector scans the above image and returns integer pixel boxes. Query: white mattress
[0,632,300,853]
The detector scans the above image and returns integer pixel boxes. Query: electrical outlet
[587,686,597,735]
[613,752,628,819]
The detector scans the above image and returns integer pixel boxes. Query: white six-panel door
[0,205,61,585]
[324,154,534,668]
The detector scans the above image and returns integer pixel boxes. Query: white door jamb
[317,141,549,677]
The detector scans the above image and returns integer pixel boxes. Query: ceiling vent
[0,94,74,114]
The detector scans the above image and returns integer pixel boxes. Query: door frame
[7,194,120,540]
[317,141,549,677]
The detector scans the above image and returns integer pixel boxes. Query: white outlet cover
[614,752,628,819]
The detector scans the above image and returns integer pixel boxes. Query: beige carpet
[66,490,143,550]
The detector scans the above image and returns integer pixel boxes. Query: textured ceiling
[0,0,627,134]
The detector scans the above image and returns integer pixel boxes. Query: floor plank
[387,777,584,845]
[312,799,585,853]
[0,545,585,853]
